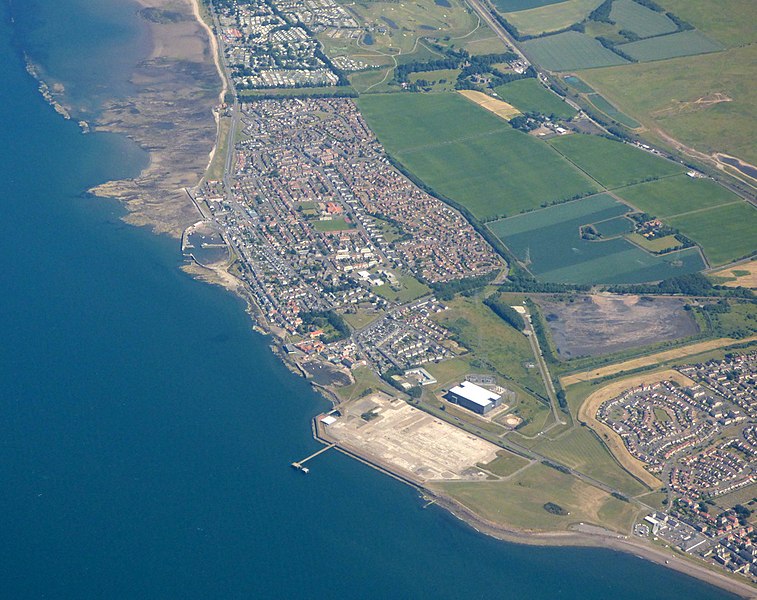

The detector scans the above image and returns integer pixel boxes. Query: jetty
[291,443,336,473]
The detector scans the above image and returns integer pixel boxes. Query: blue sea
[0,1,739,598]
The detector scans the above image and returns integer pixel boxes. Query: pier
[291,443,336,473]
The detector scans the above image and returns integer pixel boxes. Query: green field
[657,0,756,48]
[312,218,355,232]
[616,175,741,217]
[358,93,509,154]
[549,134,683,188]
[593,215,634,237]
[627,233,682,252]
[434,462,639,532]
[480,451,530,477]
[579,44,757,165]
[534,427,650,496]
[563,75,594,93]
[610,0,677,38]
[522,31,629,71]
[668,202,757,266]
[408,69,461,92]
[359,93,597,219]
[492,0,564,10]
[586,93,641,128]
[504,0,604,36]
[494,79,577,119]
[489,193,707,283]
[373,274,431,303]
[618,30,724,62]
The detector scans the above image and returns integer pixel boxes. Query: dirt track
[561,335,757,386]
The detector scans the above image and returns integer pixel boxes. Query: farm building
[446,381,502,415]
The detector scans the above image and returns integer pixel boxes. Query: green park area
[373,274,430,303]
[312,218,355,232]
[494,78,577,119]
[548,134,684,188]
[358,92,597,220]
[433,462,639,532]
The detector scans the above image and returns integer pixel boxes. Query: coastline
[33,1,755,597]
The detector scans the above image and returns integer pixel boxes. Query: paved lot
[327,395,499,481]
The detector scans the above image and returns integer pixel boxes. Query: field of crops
[609,0,677,38]
[522,32,629,71]
[359,92,597,219]
[397,128,597,219]
[618,30,724,61]
[358,93,509,154]
[492,0,563,11]
[616,175,741,218]
[593,215,634,237]
[489,194,706,283]
[549,134,683,188]
[503,0,604,36]
[668,203,757,266]
[494,79,577,119]
[587,93,641,128]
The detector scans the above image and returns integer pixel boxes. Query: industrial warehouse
[446,381,502,415]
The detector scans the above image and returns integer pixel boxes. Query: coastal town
[184,0,757,594]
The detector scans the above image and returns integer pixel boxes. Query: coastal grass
[548,134,684,189]
[618,30,724,63]
[494,78,577,120]
[521,32,629,71]
[616,175,741,218]
[667,202,757,266]
[534,427,650,496]
[434,462,639,532]
[578,44,757,165]
[359,92,597,219]
[205,116,230,182]
[489,194,706,284]
[334,365,396,402]
[503,0,604,37]
[480,451,530,477]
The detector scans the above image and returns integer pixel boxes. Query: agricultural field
[358,92,508,154]
[492,0,564,11]
[578,0,756,164]
[408,69,460,92]
[494,78,577,119]
[502,0,604,37]
[549,134,683,188]
[667,202,757,266]
[563,74,594,93]
[489,193,706,284]
[609,0,677,38]
[616,174,742,218]
[657,0,756,48]
[458,90,520,120]
[618,30,724,62]
[433,462,639,532]
[627,233,682,253]
[586,93,640,128]
[592,215,634,237]
[521,31,629,71]
[359,92,598,219]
